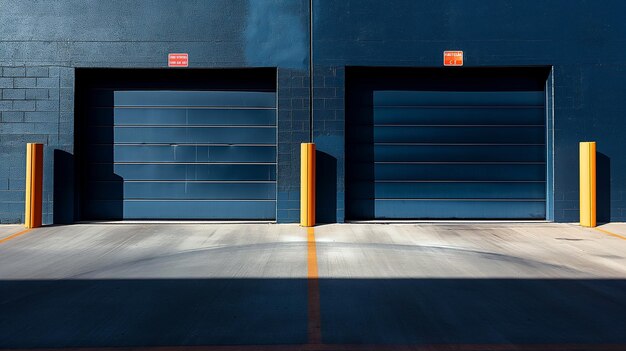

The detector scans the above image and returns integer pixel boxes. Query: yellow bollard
[300,143,316,227]
[25,143,44,229]
[579,142,596,227]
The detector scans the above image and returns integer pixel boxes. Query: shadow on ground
[1,278,626,348]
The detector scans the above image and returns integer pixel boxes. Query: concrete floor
[1,223,626,349]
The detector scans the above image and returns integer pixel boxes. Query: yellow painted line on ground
[307,226,322,345]
[0,228,32,245]
[307,227,319,278]
[594,227,626,241]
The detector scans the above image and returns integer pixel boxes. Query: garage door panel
[373,91,545,107]
[113,126,276,144]
[84,182,276,200]
[347,164,545,182]
[350,126,544,144]
[123,182,276,200]
[349,200,546,219]
[123,200,276,220]
[114,91,276,108]
[114,108,185,126]
[106,108,276,126]
[95,164,276,181]
[207,146,276,163]
[347,182,546,200]
[348,145,546,163]
[187,109,276,126]
[369,107,545,126]
[95,145,276,163]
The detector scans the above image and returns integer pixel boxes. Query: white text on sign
[443,51,463,66]
[168,53,189,67]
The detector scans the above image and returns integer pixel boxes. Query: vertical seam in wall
[545,70,549,220]
[309,0,313,142]
[55,67,61,224]
[275,70,279,220]
[549,66,556,221]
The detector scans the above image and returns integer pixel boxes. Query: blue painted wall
[0,0,309,223]
[312,0,626,223]
[2,0,626,223]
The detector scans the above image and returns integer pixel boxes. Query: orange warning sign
[443,51,463,66]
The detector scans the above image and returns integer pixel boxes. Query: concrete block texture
[1,89,26,100]
[0,78,12,88]
[13,78,36,88]
[2,67,25,77]
[26,67,48,77]
[0,64,66,223]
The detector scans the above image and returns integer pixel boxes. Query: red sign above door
[443,51,463,66]
[168,53,189,67]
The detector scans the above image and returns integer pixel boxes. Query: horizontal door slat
[87,145,276,163]
[350,126,545,144]
[366,107,545,126]
[87,164,276,181]
[98,127,276,144]
[114,91,276,108]
[348,164,546,182]
[85,182,276,200]
[349,200,546,219]
[349,145,546,163]
[82,200,276,220]
[347,182,546,200]
[124,201,276,219]
[373,91,545,107]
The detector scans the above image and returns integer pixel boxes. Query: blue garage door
[346,68,549,220]
[79,71,277,220]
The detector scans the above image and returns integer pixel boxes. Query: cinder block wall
[0,0,310,224]
[0,66,74,224]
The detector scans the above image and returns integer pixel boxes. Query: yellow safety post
[300,143,316,227]
[25,143,43,229]
[580,142,596,227]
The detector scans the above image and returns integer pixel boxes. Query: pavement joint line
[0,228,32,244]
[593,227,626,241]
[307,226,322,345]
